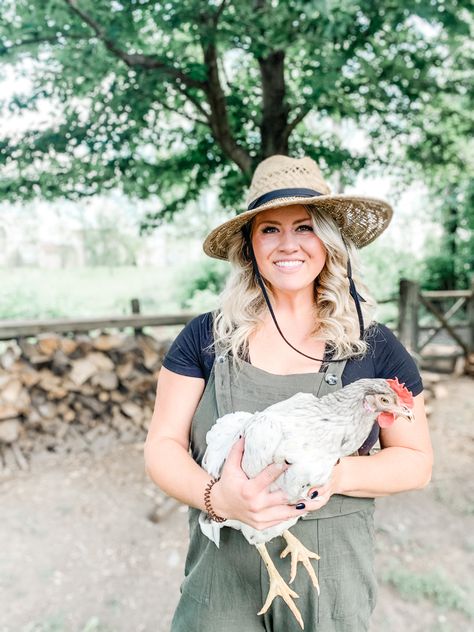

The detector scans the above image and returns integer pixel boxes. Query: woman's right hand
[210,437,307,530]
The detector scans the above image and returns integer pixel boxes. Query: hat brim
[203,194,393,260]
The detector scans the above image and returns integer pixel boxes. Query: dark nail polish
[296,503,306,510]
[310,491,319,499]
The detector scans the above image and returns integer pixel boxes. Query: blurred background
[0,1,472,631]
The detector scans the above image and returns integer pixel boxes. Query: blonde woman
[144,156,432,632]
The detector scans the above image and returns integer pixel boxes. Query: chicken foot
[281,529,320,594]
[256,542,304,630]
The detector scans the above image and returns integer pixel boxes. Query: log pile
[0,332,170,474]
[0,330,441,476]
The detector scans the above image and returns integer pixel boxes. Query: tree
[0,0,471,230]
[395,37,474,289]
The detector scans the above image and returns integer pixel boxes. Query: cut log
[91,371,119,391]
[37,333,62,357]
[0,419,22,444]
[92,334,125,351]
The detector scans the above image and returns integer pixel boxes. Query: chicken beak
[394,404,415,422]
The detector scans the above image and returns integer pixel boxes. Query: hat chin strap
[341,236,366,340]
[241,225,365,364]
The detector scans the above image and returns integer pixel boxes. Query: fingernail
[296,503,306,510]
[310,491,319,499]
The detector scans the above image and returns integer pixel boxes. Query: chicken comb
[387,378,414,408]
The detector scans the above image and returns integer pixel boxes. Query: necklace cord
[241,224,365,364]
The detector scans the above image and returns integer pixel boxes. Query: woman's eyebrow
[257,217,311,226]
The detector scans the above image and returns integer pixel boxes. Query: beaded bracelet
[204,478,226,523]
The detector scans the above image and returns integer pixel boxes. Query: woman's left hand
[293,460,343,512]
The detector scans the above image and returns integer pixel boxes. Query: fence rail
[0,305,195,340]
[398,277,474,372]
[1,281,473,373]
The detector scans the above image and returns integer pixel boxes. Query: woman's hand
[211,438,310,531]
[297,460,344,513]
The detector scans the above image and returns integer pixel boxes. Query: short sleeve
[162,312,214,380]
[370,324,423,396]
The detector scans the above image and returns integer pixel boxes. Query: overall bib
[171,352,377,632]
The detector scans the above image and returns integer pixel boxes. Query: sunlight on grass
[22,615,112,632]
[0,266,184,320]
[382,567,473,618]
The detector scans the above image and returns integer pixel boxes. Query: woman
[144,155,433,631]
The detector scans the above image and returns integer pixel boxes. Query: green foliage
[0,0,472,221]
[382,566,473,618]
[21,615,112,632]
[178,259,229,310]
[0,266,182,319]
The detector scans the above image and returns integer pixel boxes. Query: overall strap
[213,341,234,418]
[315,358,348,397]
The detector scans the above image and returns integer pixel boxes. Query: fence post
[398,278,419,353]
[131,298,143,336]
[466,277,474,375]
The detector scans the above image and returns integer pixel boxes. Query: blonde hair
[212,205,376,361]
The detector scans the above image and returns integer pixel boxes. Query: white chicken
[199,377,414,629]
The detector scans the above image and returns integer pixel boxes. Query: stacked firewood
[0,332,170,474]
[0,330,440,475]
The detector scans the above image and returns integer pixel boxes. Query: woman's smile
[273,259,305,271]
[251,205,327,292]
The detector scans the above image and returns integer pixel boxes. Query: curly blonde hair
[212,204,376,362]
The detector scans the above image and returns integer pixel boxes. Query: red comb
[387,378,414,408]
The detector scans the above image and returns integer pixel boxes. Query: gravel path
[1,377,472,632]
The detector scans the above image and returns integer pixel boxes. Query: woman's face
[250,204,327,296]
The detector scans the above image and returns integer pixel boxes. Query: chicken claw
[256,542,305,629]
[281,529,320,594]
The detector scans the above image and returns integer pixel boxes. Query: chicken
[199,377,414,629]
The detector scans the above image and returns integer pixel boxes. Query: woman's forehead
[253,204,311,224]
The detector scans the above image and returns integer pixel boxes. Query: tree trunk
[444,198,458,290]
[258,50,290,157]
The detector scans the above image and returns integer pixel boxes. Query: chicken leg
[256,542,304,629]
[281,529,320,594]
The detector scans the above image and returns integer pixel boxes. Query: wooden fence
[0,279,473,372]
[398,278,474,372]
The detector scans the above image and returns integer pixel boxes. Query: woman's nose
[278,229,299,251]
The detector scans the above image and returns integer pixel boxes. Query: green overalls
[171,351,377,632]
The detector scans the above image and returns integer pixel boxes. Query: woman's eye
[296,224,314,232]
[261,226,278,233]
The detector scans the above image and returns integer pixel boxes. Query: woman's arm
[144,367,307,527]
[144,366,211,511]
[305,393,433,505]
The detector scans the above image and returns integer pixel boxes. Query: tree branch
[212,0,230,28]
[156,99,208,126]
[63,0,206,90]
[173,83,211,121]
[0,33,85,55]
[283,104,313,144]
[202,39,252,174]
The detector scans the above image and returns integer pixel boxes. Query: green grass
[21,615,113,632]
[382,566,473,618]
[0,263,400,325]
[0,266,186,320]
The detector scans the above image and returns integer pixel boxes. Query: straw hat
[203,155,393,260]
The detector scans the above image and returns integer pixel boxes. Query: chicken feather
[200,378,414,546]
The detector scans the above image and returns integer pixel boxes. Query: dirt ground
[0,376,472,632]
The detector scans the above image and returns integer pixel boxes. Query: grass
[0,266,185,320]
[0,264,399,325]
[382,566,473,618]
[21,615,112,632]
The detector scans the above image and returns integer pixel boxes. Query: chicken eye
[380,396,390,404]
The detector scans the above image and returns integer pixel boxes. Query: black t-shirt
[163,311,423,396]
